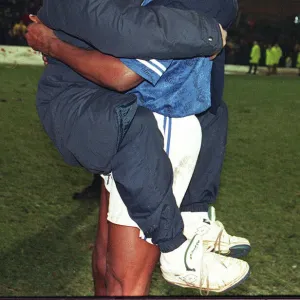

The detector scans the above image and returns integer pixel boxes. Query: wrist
[48,37,61,58]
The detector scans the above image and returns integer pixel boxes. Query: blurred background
[0,0,300,67]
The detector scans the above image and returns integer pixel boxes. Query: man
[26,0,250,293]
[265,44,274,76]
[248,40,261,75]
[271,43,282,75]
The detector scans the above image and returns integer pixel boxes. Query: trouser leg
[248,64,253,73]
[253,64,258,74]
[111,107,186,252]
[180,102,228,213]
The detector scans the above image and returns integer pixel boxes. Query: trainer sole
[228,244,251,258]
[161,265,250,293]
[213,244,251,258]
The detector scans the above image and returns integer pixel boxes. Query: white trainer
[182,208,251,258]
[160,234,250,292]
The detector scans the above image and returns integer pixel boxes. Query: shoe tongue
[208,206,216,222]
[195,220,211,236]
[203,218,211,225]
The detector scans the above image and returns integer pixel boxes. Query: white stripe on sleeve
[150,59,167,71]
[136,59,163,76]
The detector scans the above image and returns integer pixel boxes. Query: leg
[253,63,258,75]
[111,107,187,252]
[93,179,160,296]
[92,179,109,296]
[180,102,250,257]
[181,102,228,213]
[248,63,253,74]
[106,112,249,292]
[105,223,160,296]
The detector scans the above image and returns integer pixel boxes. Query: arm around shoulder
[38,0,223,59]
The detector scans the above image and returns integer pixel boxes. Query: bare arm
[26,23,143,92]
[50,38,143,92]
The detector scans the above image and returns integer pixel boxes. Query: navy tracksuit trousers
[112,102,228,252]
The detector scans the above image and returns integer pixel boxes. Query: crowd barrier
[1,45,298,75]
[1,45,43,66]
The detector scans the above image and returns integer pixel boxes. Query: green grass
[0,65,300,296]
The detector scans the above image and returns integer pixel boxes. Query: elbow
[94,66,142,92]
[113,80,131,92]
[112,71,143,92]
[115,87,128,92]
[92,73,130,92]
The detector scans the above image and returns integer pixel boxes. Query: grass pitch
[0,65,300,296]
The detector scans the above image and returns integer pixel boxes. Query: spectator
[285,54,292,68]
[265,44,274,75]
[248,40,261,75]
[271,43,282,74]
[12,20,27,37]
[10,19,27,45]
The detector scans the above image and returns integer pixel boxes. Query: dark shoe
[73,175,102,200]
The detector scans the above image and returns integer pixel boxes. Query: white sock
[181,212,211,240]
[182,211,209,222]
[197,211,209,220]
[160,240,190,271]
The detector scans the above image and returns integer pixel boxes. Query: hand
[209,53,218,61]
[25,16,58,57]
[42,55,48,66]
[219,24,227,48]
[29,14,41,24]
[209,24,227,60]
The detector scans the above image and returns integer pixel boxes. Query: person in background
[12,20,27,38]
[285,54,292,68]
[265,44,274,75]
[11,20,27,45]
[297,46,300,77]
[271,43,282,75]
[247,40,261,75]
